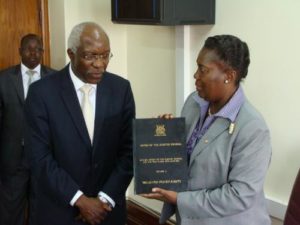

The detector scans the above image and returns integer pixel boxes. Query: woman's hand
[158,114,174,119]
[141,188,177,205]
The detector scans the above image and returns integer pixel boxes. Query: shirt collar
[21,63,41,75]
[193,85,245,122]
[69,64,97,91]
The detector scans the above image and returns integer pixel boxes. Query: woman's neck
[209,85,239,114]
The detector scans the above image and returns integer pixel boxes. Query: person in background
[24,22,135,225]
[0,33,56,225]
[142,35,272,225]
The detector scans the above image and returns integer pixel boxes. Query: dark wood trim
[126,199,175,225]
[39,0,51,67]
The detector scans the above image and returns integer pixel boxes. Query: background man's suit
[0,64,55,225]
[25,66,135,225]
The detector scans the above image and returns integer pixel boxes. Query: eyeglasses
[82,52,113,62]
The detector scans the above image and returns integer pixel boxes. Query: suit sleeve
[101,82,135,204]
[177,118,272,218]
[24,84,79,205]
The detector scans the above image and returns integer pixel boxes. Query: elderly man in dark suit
[0,33,56,225]
[24,22,135,225]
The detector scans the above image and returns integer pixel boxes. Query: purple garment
[186,86,245,155]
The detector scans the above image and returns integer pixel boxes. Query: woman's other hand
[141,188,177,205]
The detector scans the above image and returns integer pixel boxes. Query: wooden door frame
[39,0,50,66]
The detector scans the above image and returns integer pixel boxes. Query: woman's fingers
[158,114,173,119]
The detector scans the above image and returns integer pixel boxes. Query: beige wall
[187,0,300,207]
[48,0,66,70]
[126,25,175,117]
[48,0,300,218]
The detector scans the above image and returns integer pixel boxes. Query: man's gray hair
[67,22,107,53]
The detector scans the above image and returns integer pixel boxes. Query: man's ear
[67,49,74,61]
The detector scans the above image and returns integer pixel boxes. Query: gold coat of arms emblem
[154,124,166,136]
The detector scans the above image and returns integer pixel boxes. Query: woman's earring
[224,80,229,84]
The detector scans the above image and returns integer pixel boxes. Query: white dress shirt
[68,65,115,208]
[21,63,41,98]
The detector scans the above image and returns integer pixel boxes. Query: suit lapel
[185,94,208,141]
[187,111,200,140]
[92,74,109,151]
[40,65,48,78]
[10,65,25,103]
[189,118,230,166]
[60,67,91,147]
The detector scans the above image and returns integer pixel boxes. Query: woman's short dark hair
[204,35,250,83]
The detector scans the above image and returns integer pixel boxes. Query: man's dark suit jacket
[24,66,135,225]
[0,64,56,175]
[0,64,55,225]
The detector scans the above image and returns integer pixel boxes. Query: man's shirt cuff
[70,190,83,206]
[98,191,115,208]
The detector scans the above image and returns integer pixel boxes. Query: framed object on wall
[111,0,215,25]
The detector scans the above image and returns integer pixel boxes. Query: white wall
[48,0,300,219]
[126,25,175,117]
[187,0,300,211]
[48,0,66,70]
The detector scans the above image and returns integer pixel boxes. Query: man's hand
[75,195,112,225]
[141,188,177,205]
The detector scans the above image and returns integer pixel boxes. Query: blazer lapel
[189,118,230,166]
[187,111,200,141]
[40,65,48,78]
[10,65,25,103]
[92,75,109,151]
[185,94,209,141]
[60,68,91,147]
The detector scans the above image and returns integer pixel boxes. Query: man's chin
[87,75,103,84]
[25,63,39,69]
